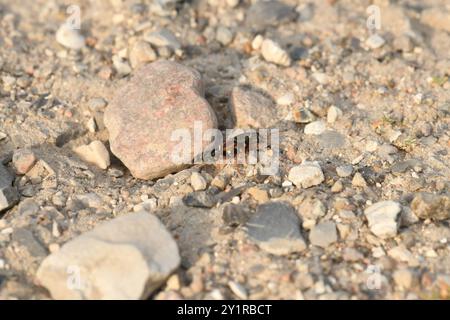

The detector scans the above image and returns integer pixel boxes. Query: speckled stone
[104,61,217,180]
[229,86,277,128]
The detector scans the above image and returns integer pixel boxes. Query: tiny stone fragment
[0,164,19,213]
[56,24,85,50]
[190,172,207,191]
[410,193,450,221]
[73,141,110,169]
[261,39,291,67]
[12,149,37,175]
[364,201,401,239]
[183,191,217,208]
[229,86,277,128]
[288,161,325,188]
[309,221,338,248]
[304,121,326,135]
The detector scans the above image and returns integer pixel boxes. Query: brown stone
[411,192,450,221]
[104,61,217,180]
[229,86,277,129]
[12,149,37,175]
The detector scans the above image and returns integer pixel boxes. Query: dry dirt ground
[0,0,449,300]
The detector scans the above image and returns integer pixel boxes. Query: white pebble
[228,281,248,299]
[190,172,207,191]
[366,34,385,49]
[304,120,326,135]
[312,72,330,85]
[277,92,295,106]
[327,106,342,123]
[56,24,85,50]
[364,201,401,239]
[251,35,264,50]
[365,140,378,152]
[261,39,291,67]
[73,140,110,170]
[288,161,325,188]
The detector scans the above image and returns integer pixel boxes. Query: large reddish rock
[104,61,217,180]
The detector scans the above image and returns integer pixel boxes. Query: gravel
[0,0,449,301]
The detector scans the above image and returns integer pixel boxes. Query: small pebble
[261,39,291,67]
[352,172,367,187]
[246,202,306,255]
[312,72,330,85]
[410,192,450,221]
[304,121,326,135]
[190,172,207,191]
[0,163,19,213]
[73,140,110,169]
[12,149,37,175]
[56,24,85,50]
[364,201,401,239]
[366,34,386,49]
[309,221,338,248]
[277,92,295,106]
[288,161,324,188]
[331,180,343,193]
[144,28,181,51]
[247,186,269,203]
[86,118,97,133]
[112,55,132,76]
[228,281,248,299]
[129,41,157,69]
[393,268,413,289]
[327,106,342,123]
[251,35,264,50]
[216,26,234,46]
[88,98,107,111]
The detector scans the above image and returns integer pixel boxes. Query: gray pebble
[183,191,217,208]
[336,165,353,178]
[0,163,19,213]
[246,1,297,31]
[246,202,306,255]
[309,221,338,248]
